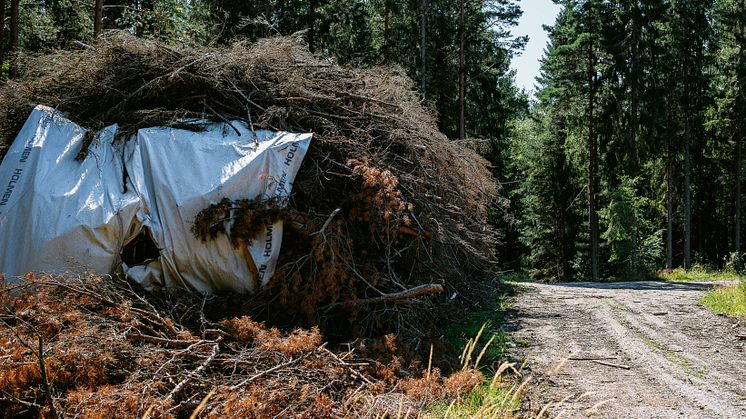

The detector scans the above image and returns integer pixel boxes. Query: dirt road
[507,281,746,418]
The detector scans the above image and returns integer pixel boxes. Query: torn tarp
[0,106,312,293]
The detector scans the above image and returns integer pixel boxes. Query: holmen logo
[0,136,34,215]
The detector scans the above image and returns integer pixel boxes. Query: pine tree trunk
[587,5,599,281]
[667,133,673,272]
[0,0,5,80]
[736,130,742,268]
[735,2,745,271]
[458,0,465,141]
[666,117,673,273]
[8,0,18,79]
[94,0,104,37]
[383,1,390,64]
[684,119,692,270]
[420,0,427,96]
[308,0,317,53]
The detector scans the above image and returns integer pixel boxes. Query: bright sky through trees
[510,0,562,94]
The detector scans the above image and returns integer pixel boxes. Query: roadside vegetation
[424,284,529,417]
[701,282,746,318]
[657,266,746,283]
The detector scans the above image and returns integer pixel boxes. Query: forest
[0,0,744,281]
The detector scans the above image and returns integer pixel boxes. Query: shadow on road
[544,280,719,292]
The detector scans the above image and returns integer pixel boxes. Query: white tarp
[0,105,311,293]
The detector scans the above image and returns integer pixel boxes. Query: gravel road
[507,281,746,418]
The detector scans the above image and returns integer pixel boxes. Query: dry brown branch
[322,284,444,311]
[36,335,58,418]
[166,340,221,402]
[230,353,305,391]
[589,360,631,370]
[0,273,504,418]
[124,331,206,349]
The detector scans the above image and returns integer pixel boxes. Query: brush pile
[0,274,504,417]
[0,32,499,338]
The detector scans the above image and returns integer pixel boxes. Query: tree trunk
[0,0,5,80]
[420,0,427,96]
[684,117,691,270]
[458,0,465,141]
[586,5,599,281]
[94,0,104,37]
[735,1,745,271]
[667,133,673,272]
[735,136,741,265]
[308,0,317,53]
[8,0,18,79]
[383,1,390,64]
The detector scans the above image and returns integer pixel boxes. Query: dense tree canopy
[509,0,746,279]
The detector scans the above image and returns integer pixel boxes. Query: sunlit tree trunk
[684,112,691,270]
[586,3,599,281]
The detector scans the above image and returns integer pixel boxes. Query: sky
[510,0,563,95]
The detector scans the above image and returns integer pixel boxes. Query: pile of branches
[0,274,495,418]
[0,32,500,338]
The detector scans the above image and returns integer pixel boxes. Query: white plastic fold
[0,105,311,293]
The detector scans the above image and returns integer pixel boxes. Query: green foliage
[507,0,745,280]
[508,114,581,279]
[600,176,663,275]
[701,282,746,317]
[19,1,62,50]
[724,252,744,273]
[113,0,214,44]
[425,378,522,418]
[442,296,510,365]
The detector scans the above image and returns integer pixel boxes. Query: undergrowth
[423,284,528,417]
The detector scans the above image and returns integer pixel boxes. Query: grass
[500,266,746,284]
[426,375,525,418]
[657,267,746,283]
[701,281,746,317]
[441,289,512,366]
[425,284,529,418]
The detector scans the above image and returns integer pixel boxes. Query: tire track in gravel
[507,281,746,418]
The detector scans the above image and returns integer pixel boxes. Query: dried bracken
[0,274,494,418]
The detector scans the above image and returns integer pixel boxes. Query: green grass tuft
[426,378,523,418]
[426,284,526,417]
[701,282,746,317]
[657,268,746,282]
[441,291,511,365]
